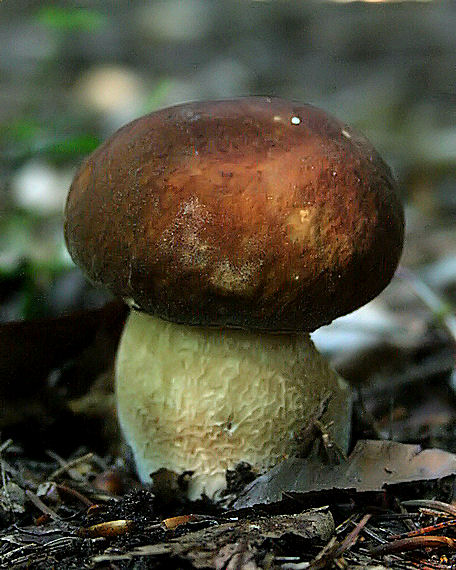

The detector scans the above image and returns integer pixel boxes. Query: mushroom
[64,97,404,499]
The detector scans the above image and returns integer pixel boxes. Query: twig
[401,500,456,518]
[282,558,310,570]
[0,439,13,454]
[308,514,371,569]
[56,484,93,507]
[390,518,456,540]
[332,513,372,558]
[370,535,456,556]
[49,452,93,481]
[25,489,60,521]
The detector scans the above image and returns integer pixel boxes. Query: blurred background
[1,0,455,325]
[0,0,455,467]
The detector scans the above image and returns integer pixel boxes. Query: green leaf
[43,134,101,160]
[36,6,108,32]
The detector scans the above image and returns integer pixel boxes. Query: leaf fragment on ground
[234,439,456,509]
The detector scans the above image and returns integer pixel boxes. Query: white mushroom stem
[115,311,352,500]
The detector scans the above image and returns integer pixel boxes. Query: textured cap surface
[64,97,404,331]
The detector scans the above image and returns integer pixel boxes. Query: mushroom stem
[116,311,352,500]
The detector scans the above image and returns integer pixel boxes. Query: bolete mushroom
[64,97,404,499]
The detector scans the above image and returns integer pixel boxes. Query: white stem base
[116,311,351,500]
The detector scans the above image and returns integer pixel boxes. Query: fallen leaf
[234,439,456,509]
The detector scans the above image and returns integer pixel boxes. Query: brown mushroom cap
[64,97,404,331]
